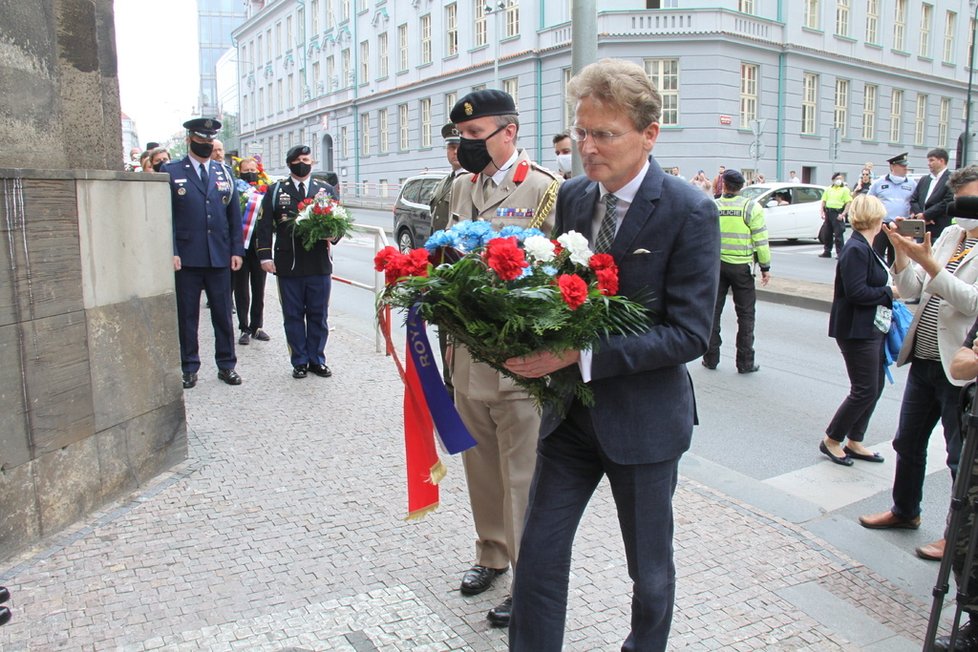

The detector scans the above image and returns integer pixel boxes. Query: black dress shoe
[460,565,506,595]
[0,606,9,627]
[935,618,978,651]
[818,252,832,258]
[182,372,197,389]
[843,445,885,463]
[0,586,8,603]
[292,365,308,379]
[487,595,512,628]
[309,363,332,378]
[701,359,718,370]
[819,441,854,466]
[238,331,251,345]
[252,328,271,341]
[738,364,760,374]
[217,368,242,385]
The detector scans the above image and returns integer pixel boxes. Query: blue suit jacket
[828,231,893,340]
[163,156,244,267]
[542,158,720,464]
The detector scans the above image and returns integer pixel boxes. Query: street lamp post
[484,1,506,89]
[964,2,978,166]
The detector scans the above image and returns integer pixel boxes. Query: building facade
[232,0,976,192]
[199,0,247,117]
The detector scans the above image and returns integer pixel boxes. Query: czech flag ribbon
[241,191,263,249]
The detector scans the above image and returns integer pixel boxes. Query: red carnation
[484,237,528,281]
[405,248,431,277]
[557,274,589,310]
[589,253,615,272]
[595,267,619,296]
[374,246,401,272]
[552,239,564,256]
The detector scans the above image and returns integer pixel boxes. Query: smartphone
[896,219,925,238]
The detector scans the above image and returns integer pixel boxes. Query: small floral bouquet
[375,220,651,408]
[293,189,356,251]
[232,156,272,212]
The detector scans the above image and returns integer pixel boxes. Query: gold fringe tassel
[428,460,447,485]
[404,502,440,521]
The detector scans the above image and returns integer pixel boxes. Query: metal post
[964,2,978,166]
[570,0,597,177]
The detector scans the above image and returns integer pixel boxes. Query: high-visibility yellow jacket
[715,194,771,269]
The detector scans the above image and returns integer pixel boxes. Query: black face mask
[189,140,214,158]
[457,125,506,174]
[239,171,259,184]
[152,160,166,172]
[288,162,312,178]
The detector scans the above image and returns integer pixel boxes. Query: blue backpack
[883,300,913,383]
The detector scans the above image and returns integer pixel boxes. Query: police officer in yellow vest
[702,169,771,373]
[447,88,561,628]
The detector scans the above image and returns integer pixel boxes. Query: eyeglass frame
[568,125,635,145]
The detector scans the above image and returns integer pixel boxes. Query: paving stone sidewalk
[0,313,935,650]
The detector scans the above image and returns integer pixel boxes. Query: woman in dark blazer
[822,195,893,465]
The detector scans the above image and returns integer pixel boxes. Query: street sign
[748,142,765,160]
[719,115,733,125]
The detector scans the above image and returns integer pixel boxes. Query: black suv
[392,172,448,252]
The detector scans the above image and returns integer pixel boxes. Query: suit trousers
[510,400,680,652]
[174,266,236,373]
[233,246,267,333]
[456,390,540,570]
[704,262,756,371]
[825,334,886,443]
[277,274,331,368]
[891,358,963,519]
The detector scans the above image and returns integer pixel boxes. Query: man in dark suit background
[256,145,340,379]
[910,147,953,239]
[162,117,244,389]
[504,59,720,651]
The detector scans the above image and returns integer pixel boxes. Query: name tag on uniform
[278,193,291,207]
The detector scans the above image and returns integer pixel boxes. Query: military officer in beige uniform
[447,89,562,628]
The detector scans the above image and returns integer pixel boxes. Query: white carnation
[557,231,592,266]
[523,235,556,262]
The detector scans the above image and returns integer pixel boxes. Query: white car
[738,182,827,241]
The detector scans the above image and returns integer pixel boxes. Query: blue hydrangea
[541,265,558,277]
[497,226,546,242]
[451,220,495,251]
[235,179,252,193]
[424,230,460,252]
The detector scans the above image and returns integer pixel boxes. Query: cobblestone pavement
[0,296,936,650]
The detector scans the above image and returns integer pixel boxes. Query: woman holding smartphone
[822,195,892,466]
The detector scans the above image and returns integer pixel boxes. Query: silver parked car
[738,182,827,241]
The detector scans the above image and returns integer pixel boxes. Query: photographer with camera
[858,167,978,568]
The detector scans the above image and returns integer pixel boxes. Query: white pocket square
[632,248,652,254]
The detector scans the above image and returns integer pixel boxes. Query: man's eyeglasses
[569,126,633,145]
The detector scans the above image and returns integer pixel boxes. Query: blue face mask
[956,218,978,231]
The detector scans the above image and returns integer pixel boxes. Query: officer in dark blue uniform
[256,145,340,379]
[161,117,245,389]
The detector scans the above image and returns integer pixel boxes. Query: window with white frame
[834,79,849,134]
[287,73,294,108]
[378,33,388,77]
[738,0,754,13]
[563,68,574,127]
[836,0,849,36]
[257,87,264,119]
[863,83,877,140]
[739,63,758,128]
[475,1,487,47]
[341,48,351,86]
[286,15,293,48]
[275,22,282,56]
[398,23,408,71]
[505,2,519,37]
[420,98,432,148]
[446,3,458,57]
[277,134,283,162]
[915,93,927,146]
[894,0,907,51]
[944,12,957,63]
[266,82,273,114]
[276,79,283,112]
[646,59,679,126]
[379,108,389,153]
[326,0,334,30]
[340,125,348,158]
[804,0,819,29]
[341,0,350,23]
[361,113,370,156]
[865,0,878,43]
[326,55,335,91]
[890,89,903,142]
[311,0,320,34]
[502,77,519,109]
[445,92,457,120]
[265,28,272,60]
[312,62,321,95]
[802,73,818,134]
[421,14,432,65]
[360,40,368,82]
[939,97,950,148]
[399,104,409,150]
[920,4,932,57]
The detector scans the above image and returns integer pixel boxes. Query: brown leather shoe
[858,510,921,530]
[916,538,946,561]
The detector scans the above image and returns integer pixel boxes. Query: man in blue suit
[161,118,245,389]
[505,59,720,651]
